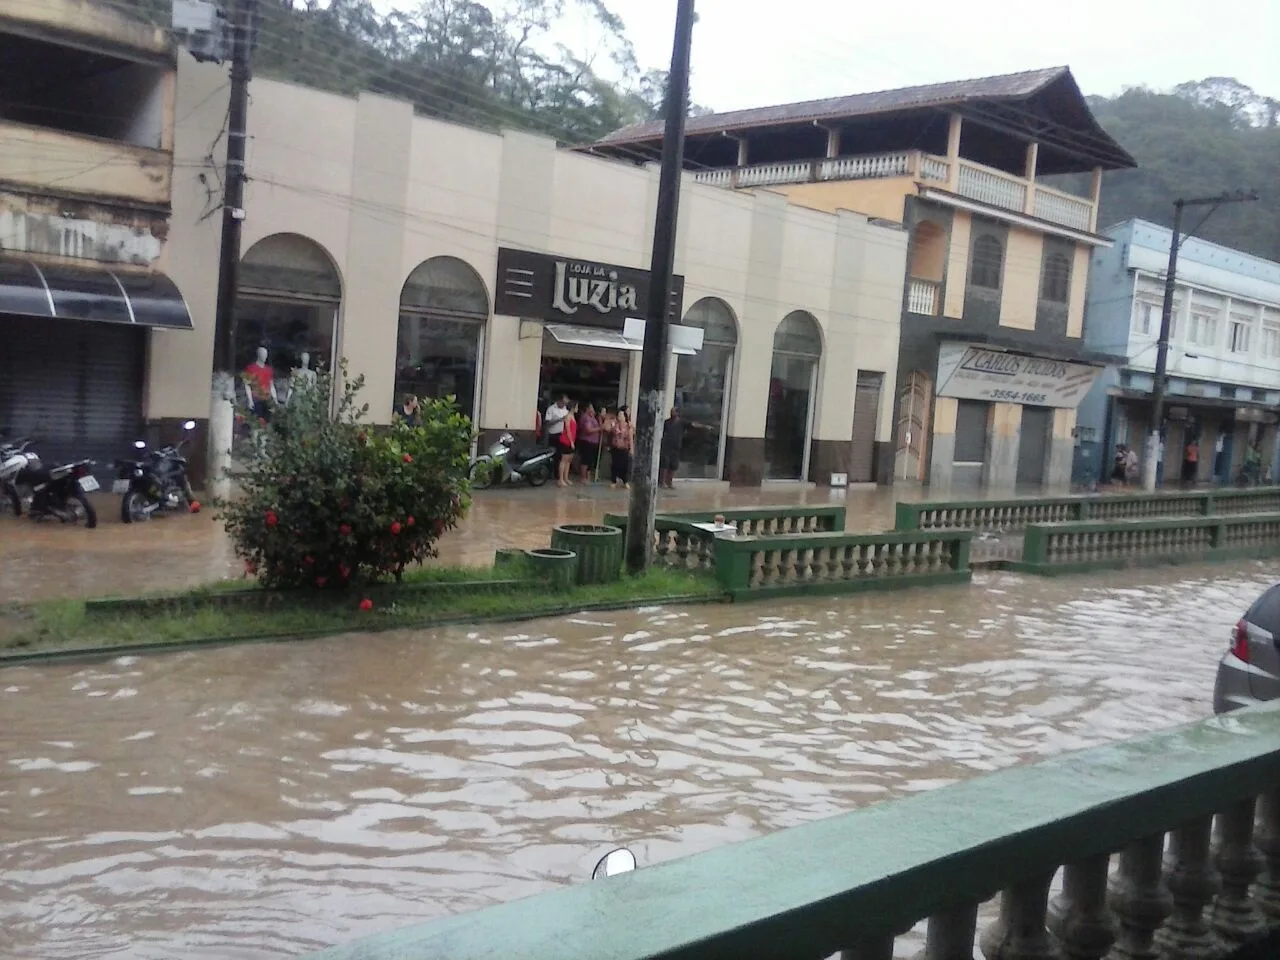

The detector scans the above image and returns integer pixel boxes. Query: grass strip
[0,567,724,662]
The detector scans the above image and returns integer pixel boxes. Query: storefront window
[395,257,489,422]
[764,310,822,480]
[675,297,737,479]
[234,233,342,404]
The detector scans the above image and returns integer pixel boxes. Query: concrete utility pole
[624,0,696,575]
[1141,189,1260,491]
[207,0,256,501]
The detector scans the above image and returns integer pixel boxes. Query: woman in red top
[608,406,633,488]
[557,402,578,486]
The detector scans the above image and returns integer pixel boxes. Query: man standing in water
[658,408,683,489]
[543,396,570,483]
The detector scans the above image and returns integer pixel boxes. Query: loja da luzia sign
[936,342,1100,409]
[494,247,684,331]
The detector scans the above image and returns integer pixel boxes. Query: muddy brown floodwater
[2,562,1277,959]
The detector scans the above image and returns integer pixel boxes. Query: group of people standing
[540,397,634,489]
[538,398,686,490]
[1110,435,1266,488]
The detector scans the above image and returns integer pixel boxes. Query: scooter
[468,432,555,489]
[115,420,200,523]
[1,438,40,516]
[13,456,99,528]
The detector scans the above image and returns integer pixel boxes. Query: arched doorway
[234,233,342,405]
[675,297,737,479]
[395,256,489,424]
[895,370,933,481]
[765,310,822,480]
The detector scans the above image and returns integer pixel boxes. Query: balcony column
[1049,854,1116,960]
[1212,797,1266,946]
[1156,815,1221,960]
[1024,141,1039,214]
[1108,833,1173,960]
[979,873,1057,960]
[946,113,962,190]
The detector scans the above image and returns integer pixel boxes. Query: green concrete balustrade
[1017,512,1280,575]
[302,702,1280,960]
[713,529,972,599]
[895,486,1280,535]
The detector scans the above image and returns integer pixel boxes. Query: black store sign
[494,247,685,331]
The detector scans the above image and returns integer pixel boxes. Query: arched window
[765,310,823,480]
[969,234,1004,290]
[1040,251,1071,303]
[396,256,489,425]
[675,297,739,479]
[235,232,342,393]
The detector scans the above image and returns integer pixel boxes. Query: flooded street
[3,561,1274,959]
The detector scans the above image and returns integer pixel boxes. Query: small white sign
[936,343,1099,409]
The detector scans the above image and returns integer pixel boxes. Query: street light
[1140,189,1260,491]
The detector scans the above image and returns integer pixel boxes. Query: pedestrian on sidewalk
[659,408,683,489]
[557,402,579,487]
[578,403,602,483]
[1182,438,1199,487]
[544,396,570,485]
[609,406,633,488]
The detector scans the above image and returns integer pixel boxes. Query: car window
[1246,584,1280,634]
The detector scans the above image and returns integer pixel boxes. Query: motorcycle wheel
[122,490,150,524]
[526,463,551,487]
[468,460,495,490]
[73,490,98,529]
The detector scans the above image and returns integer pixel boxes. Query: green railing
[895,486,1280,535]
[1018,512,1280,574]
[303,702,1280,960]
[603,506,845,572]
[713,529,972,599]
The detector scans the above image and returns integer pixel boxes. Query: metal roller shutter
[849,371,883,482]
[0,315,145,474]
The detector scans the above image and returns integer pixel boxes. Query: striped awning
[0,255,193,330]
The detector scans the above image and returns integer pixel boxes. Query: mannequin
[243,346,278,417]
[288,351,318,403]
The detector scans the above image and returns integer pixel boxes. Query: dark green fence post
[714,538,752,596]
[1202,493,1215,516]
[1024,525,1048,565]
[895,503,919,531]
[1077,500,1091,521]
[950,534,972,572]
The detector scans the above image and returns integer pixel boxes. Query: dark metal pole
[211,0,253,374]
[1142,199,1183,491]
[624,0,696,575]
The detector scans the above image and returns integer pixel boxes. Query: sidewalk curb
[0,592,729,668]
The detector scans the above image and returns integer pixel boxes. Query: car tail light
[1232,620,1251,663]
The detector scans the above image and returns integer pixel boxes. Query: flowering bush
[221,365,472,590]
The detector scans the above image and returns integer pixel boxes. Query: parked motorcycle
[1,438,41,516]
[115,420,200,523]
[10,453,99,528]
[468,432,555,489]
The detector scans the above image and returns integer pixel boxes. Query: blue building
[1075,220,1280,485]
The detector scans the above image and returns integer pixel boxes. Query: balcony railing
[691,150,1096,233]
[0,120,171,207]
[907,277,941,316]
[304,703,1280,960]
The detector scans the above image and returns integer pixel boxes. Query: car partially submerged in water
[1213,583,1280,713]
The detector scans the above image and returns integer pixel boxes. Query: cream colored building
[150,60,908,486]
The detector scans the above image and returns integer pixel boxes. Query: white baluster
[1108,834,1173,960]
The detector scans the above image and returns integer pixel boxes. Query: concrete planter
[524,548,578,590]
[550,524,623,585]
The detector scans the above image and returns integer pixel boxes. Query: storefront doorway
[674,297,736,480]
[234,233,341,403]
[764,311,822,481]
[395,256,488,424]
[1016,406,1051,486]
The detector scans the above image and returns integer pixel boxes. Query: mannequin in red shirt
[243,346,278,416]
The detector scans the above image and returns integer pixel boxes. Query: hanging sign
[493,247,685,331]
[935,342,1099,409]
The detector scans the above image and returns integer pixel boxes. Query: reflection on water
[1,563,1275,959]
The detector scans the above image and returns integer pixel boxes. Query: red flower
[339,524,352,536]
[359,598,373,612]
[234,414,245,424]
[390,521,402,535]
[189,501,201,514]
[244,560,257,575]
[407,516,415,527]
[265,510,278,527]
[303,556,315,566]
[358,433,367,445]
[402,453,413,463]
[339,564,351,580]
[315,576,327,587]
[258,417,267,427]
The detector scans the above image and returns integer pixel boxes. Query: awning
[0,255,194,330]
[544,323,697,355]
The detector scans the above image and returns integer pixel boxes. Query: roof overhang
[934,331,1124,368]
[0,255,193,330]
[917,186,1114,248]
